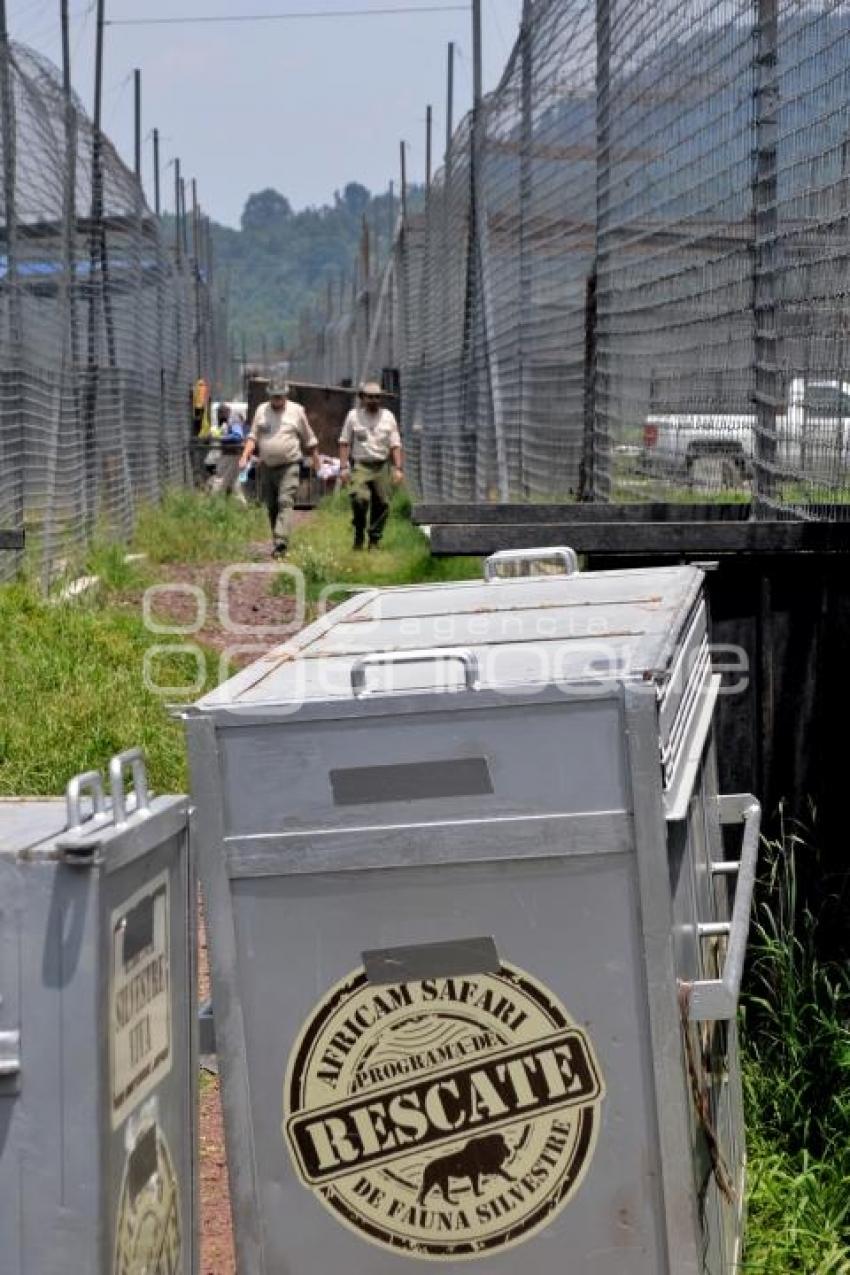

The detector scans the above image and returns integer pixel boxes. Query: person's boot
[352,513,367,551]
[351,497,368,551]
[272,543,287,559]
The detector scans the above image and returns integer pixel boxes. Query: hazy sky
[8,0,524,227]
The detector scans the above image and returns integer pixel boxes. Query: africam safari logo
[283,961,605,1259]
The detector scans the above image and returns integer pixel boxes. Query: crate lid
[195,564,705,710]
[0,799,68,858]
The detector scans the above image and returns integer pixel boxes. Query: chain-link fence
[0,41,228,585]
[292,0,850,519]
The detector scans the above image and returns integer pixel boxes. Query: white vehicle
[641,376,850,487]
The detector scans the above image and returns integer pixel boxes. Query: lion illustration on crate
[418,1133,515,1204]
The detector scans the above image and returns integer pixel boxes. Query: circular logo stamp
[114,1118,183,1275]
[283,961,605,1260]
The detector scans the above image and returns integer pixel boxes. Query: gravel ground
[199,911,235,1275]
[148,528,309,670]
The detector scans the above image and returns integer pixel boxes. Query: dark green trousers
[350,460,392,546]
[261,462,301,548]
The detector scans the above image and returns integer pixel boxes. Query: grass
[134,487,268,564]
[741,822,850,1272]
[0,581,214,796]
[774,482,850,507]
[610,471,753,504]
[277,488,482,601]
[1,487,270,797]
[86,537,153,592]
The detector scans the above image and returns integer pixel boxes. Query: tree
[342,182,370,217]
[240,188,293,233]
[214,181,425,350]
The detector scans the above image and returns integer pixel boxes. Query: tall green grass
[0,583,212,795]
[134,487,267,564]
[85,538,152,592]
[742,822,850,1272]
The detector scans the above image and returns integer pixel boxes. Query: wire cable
[106,4,470,27]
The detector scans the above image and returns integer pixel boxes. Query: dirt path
[149,520,310,671]
[184,515,312,1273]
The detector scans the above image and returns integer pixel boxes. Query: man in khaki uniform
[239,383,319,557]
[339,382,403,550]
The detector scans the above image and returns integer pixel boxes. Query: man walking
[239,383,319,557]
[339,382,403,550]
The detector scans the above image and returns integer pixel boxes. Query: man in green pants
[339,382,403,550]
[239,383,319,558]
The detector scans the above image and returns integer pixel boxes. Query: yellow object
[193,378,209,410]
[194,378,212,438]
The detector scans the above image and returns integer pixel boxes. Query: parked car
[641,377,850,487]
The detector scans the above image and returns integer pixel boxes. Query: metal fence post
[752,0,779,518]
[517,0,533,499]
[132,69,147,505]
[438,40,454,496]
[60,0,84,558]
[580,268,598,501]
[592,0,612,502]
[0,10,24,571]
[470,0,509,501]
[191,178,202,381]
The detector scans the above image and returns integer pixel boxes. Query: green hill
[206,182,419,356]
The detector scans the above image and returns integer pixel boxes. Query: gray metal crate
[185,556,758,1275]
[0,750,197,1275]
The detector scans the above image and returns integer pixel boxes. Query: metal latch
[56,749,152,865]
[0,1028,21,1092]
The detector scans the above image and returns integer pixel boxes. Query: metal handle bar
[109,748,151,825]
[65,769,108,831]
[687,794,761,1022]
[350,648,480,697]
[484,546,579,581]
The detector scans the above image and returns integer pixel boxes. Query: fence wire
[292,0,850,519]
[0,41,228,585]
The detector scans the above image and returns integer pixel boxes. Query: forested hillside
[208,182,416,354]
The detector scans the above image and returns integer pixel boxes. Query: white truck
[641,376,850,487]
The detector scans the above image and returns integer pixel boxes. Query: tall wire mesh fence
[0,41,228,585]
[292,0,850,519]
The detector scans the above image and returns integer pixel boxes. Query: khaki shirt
[339,407,401,463]
[249,401,317,467]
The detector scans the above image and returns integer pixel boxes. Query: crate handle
[65,769,108,831]
[109,748,151,825]
[484,546,579,581]
[351,648,480,697]
[685,794,761,1022]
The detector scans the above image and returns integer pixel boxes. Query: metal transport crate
[0,749,197,1275]
[185,552,759,1275]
